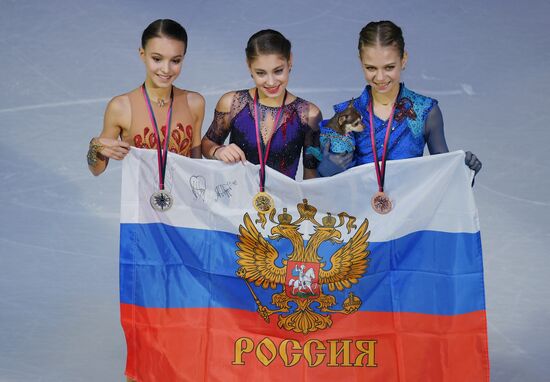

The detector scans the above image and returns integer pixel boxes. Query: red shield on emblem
[285,261,321,299]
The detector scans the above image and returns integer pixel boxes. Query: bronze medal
[253,191,274,214]
[371,191,392,214]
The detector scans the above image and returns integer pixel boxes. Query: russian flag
[120,149,489,381]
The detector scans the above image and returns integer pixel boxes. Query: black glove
[465,151,482,186]
[465,151,482,174]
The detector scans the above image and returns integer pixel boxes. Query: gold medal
[371,191,392,214]
[253,191,274,214]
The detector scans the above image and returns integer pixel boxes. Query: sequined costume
[127,86,194,156]
[205,90,320,179]
[332,84,444,165]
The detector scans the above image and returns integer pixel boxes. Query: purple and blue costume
[205,90,320,179]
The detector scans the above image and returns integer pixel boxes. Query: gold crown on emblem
[277,208,293,224]
[257,199,357,233]
[322,213,337,227]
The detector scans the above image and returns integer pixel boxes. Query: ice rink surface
[1,0,549,380]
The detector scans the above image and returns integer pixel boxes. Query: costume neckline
[246,89,299,109]
[364,84,405,123]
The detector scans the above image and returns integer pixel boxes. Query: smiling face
[140,36,186,89]
[248,53,292,100]
[359,44,407,97]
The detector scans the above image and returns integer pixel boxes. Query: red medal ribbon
[253,88,287,192]
[141,84,174,190]
[368,87,401,193]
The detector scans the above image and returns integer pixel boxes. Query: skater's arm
[201,91,246,163]
[424,104,449,155]
[424,104,482,179]
[88,95,131,176]
[187,91,205,159]
[303,102,322,179]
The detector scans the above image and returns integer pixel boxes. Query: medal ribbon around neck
[253,88,287,192]
[141,84,174,190]
[368,85,401,193]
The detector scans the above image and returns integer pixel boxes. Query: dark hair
[245,29,291,62]
[358,20,405,58]
[141,19,188,54]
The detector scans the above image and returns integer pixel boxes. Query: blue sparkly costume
[332,84,438,164]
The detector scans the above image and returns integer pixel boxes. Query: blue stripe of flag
[119,223,484,315]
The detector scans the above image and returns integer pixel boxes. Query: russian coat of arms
[235,199,370,334]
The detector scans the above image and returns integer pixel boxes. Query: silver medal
[150,190,173,212]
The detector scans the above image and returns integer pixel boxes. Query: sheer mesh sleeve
[205,91,251,145]
[303,103,322,169]
[424,104,449,154]
[205,109,232,145]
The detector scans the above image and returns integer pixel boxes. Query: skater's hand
[318,141,354,177]
[213,143,246,163]
[465,151,482,186]
[465,151,482,174]
[96,137,131,161]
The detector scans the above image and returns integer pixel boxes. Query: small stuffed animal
[308,100,365,161]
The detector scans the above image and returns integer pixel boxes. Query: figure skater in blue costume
[317,20,482,177]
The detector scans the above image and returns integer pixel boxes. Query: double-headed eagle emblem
[235,199,370,334]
